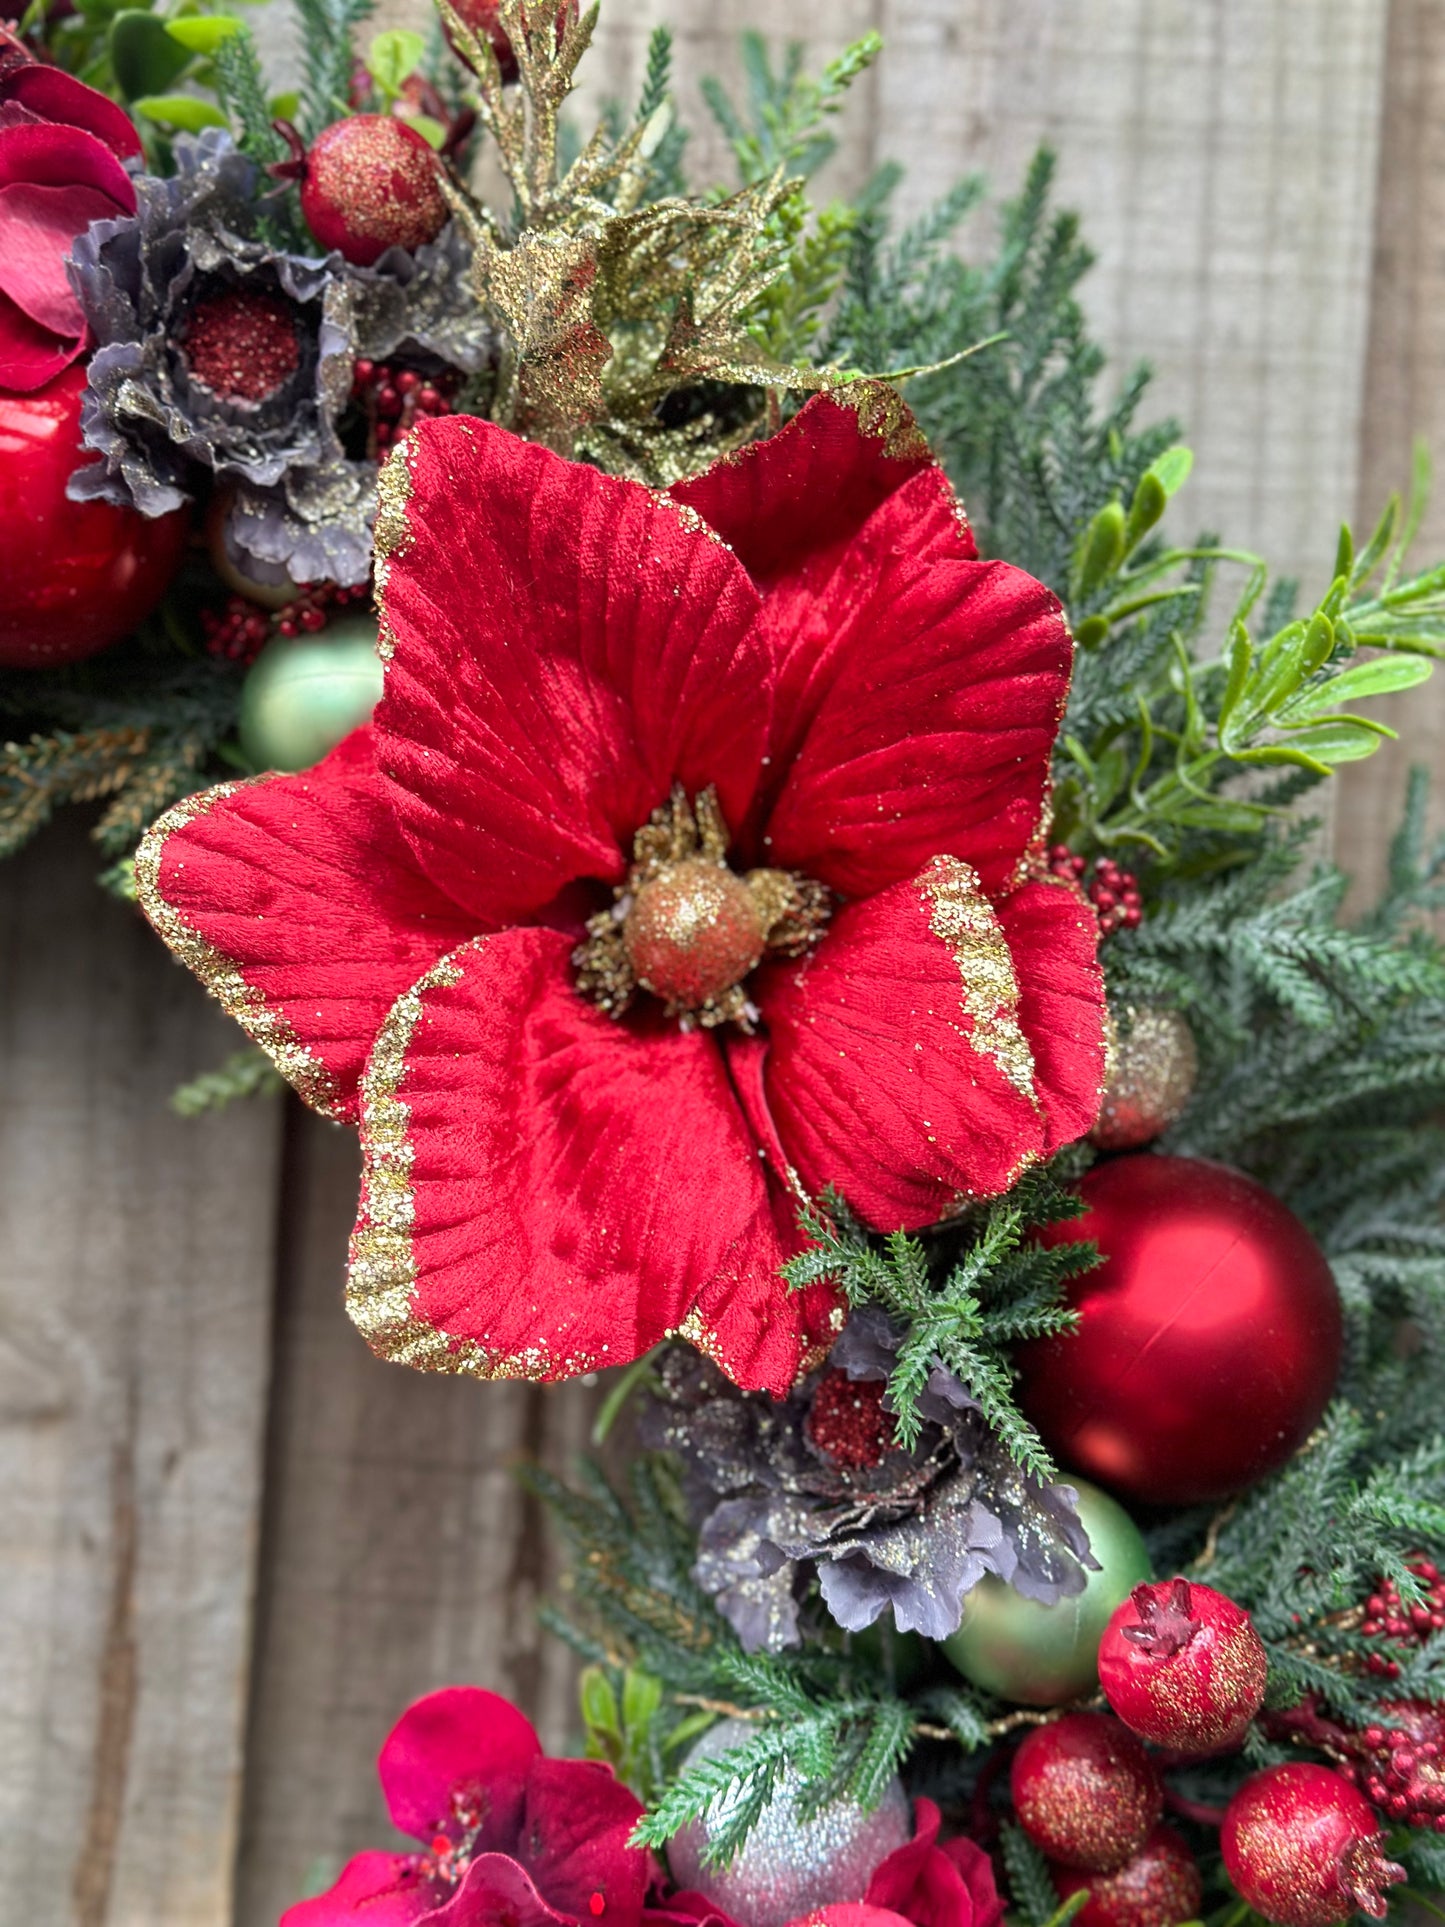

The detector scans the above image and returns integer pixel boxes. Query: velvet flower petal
[280,1850,438,1925]
[347,928,833,1394]
[668,394,977,826]
[994,879,1108,1153]
[864,1801,1005,1927]
[135,728,474,1120]
[0,116,135,388]
[373,420,774,929]
[379,1686,541,1847]
[759,550,1071,899]
[744,858,1060,1228]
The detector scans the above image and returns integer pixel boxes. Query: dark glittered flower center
[573,785,830,1031]
[183,288,301,404]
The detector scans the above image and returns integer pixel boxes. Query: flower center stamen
[573,784,830,1031]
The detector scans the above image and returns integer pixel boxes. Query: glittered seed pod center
[573,783,830,1031]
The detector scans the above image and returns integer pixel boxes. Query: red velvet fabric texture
[141,393,1106,1395]
[280,1687,655,1927]
[0,43,138,390]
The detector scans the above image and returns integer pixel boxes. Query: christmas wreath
[5,4,1445,1924]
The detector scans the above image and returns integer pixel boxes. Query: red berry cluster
[351,359,458,460]
[1046,846,1142,936]
[202,580,372,663]
[1269,1691,1445,1832]
[1359,1557,1445,1678]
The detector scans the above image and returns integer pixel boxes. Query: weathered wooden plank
[233,1108,598,1927]
[1335,0,1445,900]
[0,815,282,1926]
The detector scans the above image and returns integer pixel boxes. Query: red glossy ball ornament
[1099,1577,1267,1755]
[1011,1713,1161,1872]
[1021,1156,1343,1506]
[0,366,189,666]
[1052,1825,1203,1927]
[1222,1764,1406,1926]
[299,116,448,266]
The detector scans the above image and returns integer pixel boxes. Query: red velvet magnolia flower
[0,28,141,390]
[138,392,1106,1395]
[281,1687,655,1927]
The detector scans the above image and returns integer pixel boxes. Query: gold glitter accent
[921,856,1036,1102]
[347,942,603,1381]
[574,786,831,1031]
[1092,1005,1197,1151]
[826,377,932,462]
[371,435,415,664]
[135,783,341,1117]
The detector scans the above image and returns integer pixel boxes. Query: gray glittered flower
[640,1309,1095,1653]
[65,129,489,588]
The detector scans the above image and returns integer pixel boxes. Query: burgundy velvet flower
[652,1798,1005,1927]
[0,28,140,391]
[138,392,1106,1396]
[281,1687,655,1926]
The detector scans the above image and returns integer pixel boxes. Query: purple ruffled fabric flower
[640,1309,1095,1652]
[65,128,489,587]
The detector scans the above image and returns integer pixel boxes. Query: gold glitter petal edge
[371,432,416,664]
[134,782,342,1118]
[921,856,1038,1107]
[347,942,599,1383]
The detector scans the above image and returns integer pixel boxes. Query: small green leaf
[579,1666,620,1739]
[164,15,243,51]
[1075,500,1126,597]
[1123,470,1167,554]
[1218,621,1254,741]
[1299,611,1335,679]
[366,27,425,97]
[1334,522,1354,585]
[406,112,447,150]
[1275,720,1394,765]
[133,92,229,130]
[1149,444,1193,498]
[109,9,191,100]
[1287,652,1434,716]
[1074,613,1109,649]
[621,1668,663,1732]
[268,89,300,121]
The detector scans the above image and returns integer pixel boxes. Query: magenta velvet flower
[651,1799,1004,1927]
[0,27,140,391]
[282,1688,655,1926]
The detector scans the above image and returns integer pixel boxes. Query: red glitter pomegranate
[279,116,448,267]
[0,364,189,666]
[183,288,301,403]
[1011,1714,1162,1872]
[1222,1764,1405,1926]
[1052,1825,1202,1927]
[1098,1577,1267,1755]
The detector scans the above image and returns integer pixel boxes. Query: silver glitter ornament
[666,1718,911,1927]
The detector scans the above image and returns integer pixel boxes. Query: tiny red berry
[1222,1763,1406,1927]
[1052,1824,1202,1927]
[1011,1713,1161,1872]
[1099,1577,1267,1754]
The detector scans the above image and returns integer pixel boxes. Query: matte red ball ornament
[1011,1713,1162,1872]
[297,116,447,266]
[1052,1825,1203,1927]
[1020,1156,1343,1505]
[1099,1576,1267,1754]
[0,365,189,666]
[1222,1763,1406,1926]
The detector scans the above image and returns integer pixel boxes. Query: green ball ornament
[941,1479,1151,1706]
[238,618,385,773]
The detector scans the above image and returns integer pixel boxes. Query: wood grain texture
[0,816,282,1926]
[1335,0,1445,900]
[233,1107,598,1927]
